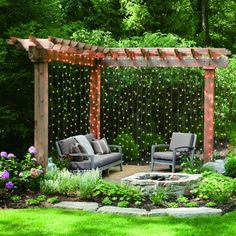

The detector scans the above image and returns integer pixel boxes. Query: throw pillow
[91,140,104,155]
[100,138,111,154]
[91,138,111,155]
[70,143,88,161]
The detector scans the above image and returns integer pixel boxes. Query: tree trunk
[202,0,210,46]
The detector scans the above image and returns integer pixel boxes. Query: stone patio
[103,164,181,182]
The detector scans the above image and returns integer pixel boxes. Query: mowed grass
[0,208,236,236]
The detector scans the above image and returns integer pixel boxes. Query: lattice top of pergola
[8,36,231,68]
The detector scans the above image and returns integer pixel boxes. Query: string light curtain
[101,67,204,160]
[49,62,91,149]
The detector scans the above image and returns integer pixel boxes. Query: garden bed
[1,190,236,215]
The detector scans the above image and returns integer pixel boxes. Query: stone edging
[54,201,222,218]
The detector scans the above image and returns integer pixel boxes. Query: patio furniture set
[56,132,197,173]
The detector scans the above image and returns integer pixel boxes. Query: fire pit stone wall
[121,172,202,197]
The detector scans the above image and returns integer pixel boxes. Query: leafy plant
[176,196,189,204]
[150,187,170,206]
[225,153,236,178]
[113,132,140,161]
[93,181,144,206]
[10,195,22,202]
[47,197,59,204]
[193,173,236,203]
[78,169,101,199]
[117,201,129,208]
[0,147,43,193]
[26,199,40,206]
[40,169,81,195]
[205,201,217,207]
[102,197,113,206]
[180,155,203,174]
[167,202,179,208]
[186,202,198,207]
[35,195,46,202]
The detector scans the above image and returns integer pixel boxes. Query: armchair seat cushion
[70,152,122,170]
[153,151,180,161]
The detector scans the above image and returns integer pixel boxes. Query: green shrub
[10,195,22,202]
[117,201,129,208]
[47,197,59,204]
[102,197,113,206]
[93,181,144,206]
[78,169,101,199]
[0,148,43,193]
[180,155,203,174]
[113,132,140,161]
[225,154,236,178]
[176,196,189,204]
[150,187,170,206]
[140,132,164,152]
[186,202,198,207]
[40,169,81,195]
[26,199,40,206]
[35,195,46,202]
[194,173,236,203]
[205,201,217,207]
[167,202,179,208]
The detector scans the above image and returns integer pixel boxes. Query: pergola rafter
[7,36,231,167]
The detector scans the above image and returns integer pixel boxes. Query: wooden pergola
[8,36,231,167]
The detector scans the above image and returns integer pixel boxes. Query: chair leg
[120,163,123,171]
[150,161,154,171]
[172,164,175,173]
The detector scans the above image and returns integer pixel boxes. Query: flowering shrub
[0,147,43,193]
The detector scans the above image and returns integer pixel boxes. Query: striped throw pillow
[91,138,111,155]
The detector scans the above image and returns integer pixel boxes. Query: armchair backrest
[169,132,196,152]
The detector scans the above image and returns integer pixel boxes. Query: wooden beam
[203,67,215,163]
[101,57,229,68]
[89,65,101,138]
[34,62,48,168]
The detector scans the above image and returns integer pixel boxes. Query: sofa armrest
[109,145,122,153]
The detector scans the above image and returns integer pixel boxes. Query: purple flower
[28,146,38,155]
[7,153,15,158]
[19,172,24,177]
[0,151,8,158]
[5,181,14,189]
[0,170,10,179]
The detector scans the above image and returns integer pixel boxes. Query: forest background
[0,0,236,156]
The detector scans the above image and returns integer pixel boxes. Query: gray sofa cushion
[169,132,194,152]
[70,152,122,170]
[74,135,95,155]
[58,137,77,155]
[153,151,180,161]
[85,133,96,143]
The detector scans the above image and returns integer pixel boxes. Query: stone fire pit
[121,172,202,197]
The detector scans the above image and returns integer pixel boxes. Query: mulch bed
[1,191,236,214]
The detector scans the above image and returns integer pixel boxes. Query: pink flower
[7,153,15,158]
[0,170,10,179]
[19,172,24,177]
[30,168,41,178]
[0,151,8,158]
[28,146,38,155]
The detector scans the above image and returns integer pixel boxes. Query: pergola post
[89,64,101,138]
[203,67,215,163]
[29,46,49,168]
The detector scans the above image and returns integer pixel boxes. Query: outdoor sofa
[56,133,123,172]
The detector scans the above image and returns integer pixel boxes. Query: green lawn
[0,208,236,236]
